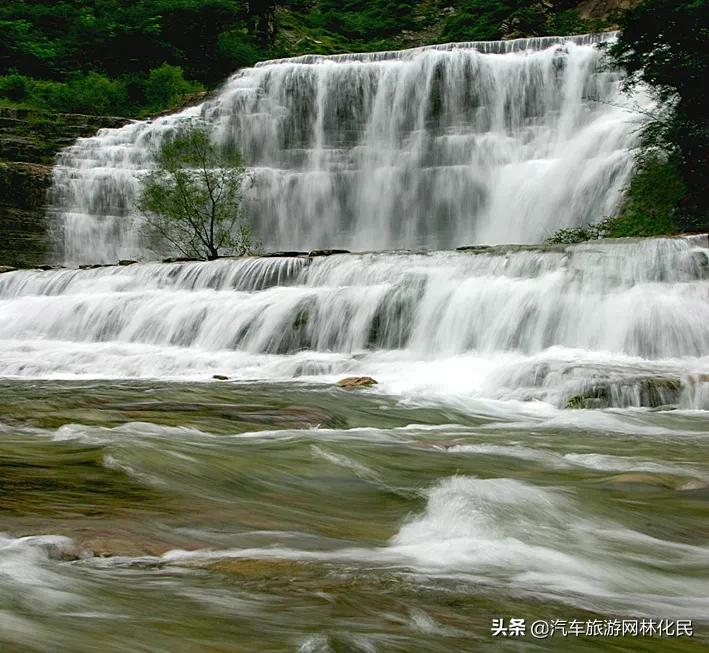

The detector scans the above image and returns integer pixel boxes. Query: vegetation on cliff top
[0,0,611,117]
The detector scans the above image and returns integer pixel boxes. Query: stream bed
[1,380,707,652]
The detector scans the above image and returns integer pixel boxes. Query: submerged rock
[0,265,16,274]
[337,376,378,389]
[564,376,683,409]
[677,480,709,492]
[119,259,137,266]
[604,473,676,489]
[80,535,167,557]
[687,373,709,384]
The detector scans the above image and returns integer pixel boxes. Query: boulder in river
[0,265,16,274]
[337,376,378,389]
[212,374,229,380]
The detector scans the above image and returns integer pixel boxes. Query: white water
[155,473,709,617]
[2,236,708,408]
[50,33,647,264]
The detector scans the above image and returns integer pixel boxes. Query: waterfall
[2,236,707,408]
[50,33,648,264]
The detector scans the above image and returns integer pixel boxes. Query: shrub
[607,153,686,237]
[144,64,202,112]
[0,73,29,102]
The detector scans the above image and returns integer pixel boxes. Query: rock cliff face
[0,108,129,267]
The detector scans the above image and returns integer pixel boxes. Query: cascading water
[2,236,707,408]
[4,32,709,650]
[50,33,648,264]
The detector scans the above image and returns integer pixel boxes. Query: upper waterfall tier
[51,33,647,264]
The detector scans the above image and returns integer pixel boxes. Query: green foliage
[545,216,618,245]
[0,0,622,117]
[0,73,29,102]
[144,64,203,112]
[546,153,686,244]
[608,153,686,237]
[50,73,126,115]
[440,0,600,42]
[610,0,708,232]
[217,30,262,70]
[137,124,258,260]
[316,0,419,41]
[0,66,202,116]
[0,0,262,116]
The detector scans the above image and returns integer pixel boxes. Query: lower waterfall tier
[1,236,707,408]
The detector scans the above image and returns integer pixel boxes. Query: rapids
[0,381,708,652]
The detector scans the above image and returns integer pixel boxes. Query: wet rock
[456,245,493,252]
[687,373,709,384]
[212,374,229,380]
[641,377,682,405]
[104,400,341,429]
[45,539,92,561]
[263,251,308,258]
[308,249,350,257]
[202,557,305,578]
[0,109,132,268]
[148,91,210,119]
[604,473,676,489]
[337,376,378,389]
[119,259,137,266]
[565,386,610,409]
[162,256,202,263]
[0,265,16,274]
[566,395,588,409]
[81,536,165,557]
[0,162,52,268]
[564,375,683,409]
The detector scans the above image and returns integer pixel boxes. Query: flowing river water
[1,239,708,651]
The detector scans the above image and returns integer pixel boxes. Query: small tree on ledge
[137,124,258,260]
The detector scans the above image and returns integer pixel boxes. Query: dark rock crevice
[0,107,130,268]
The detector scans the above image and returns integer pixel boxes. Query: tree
[610,0,708,231]
[137,124,258,260]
